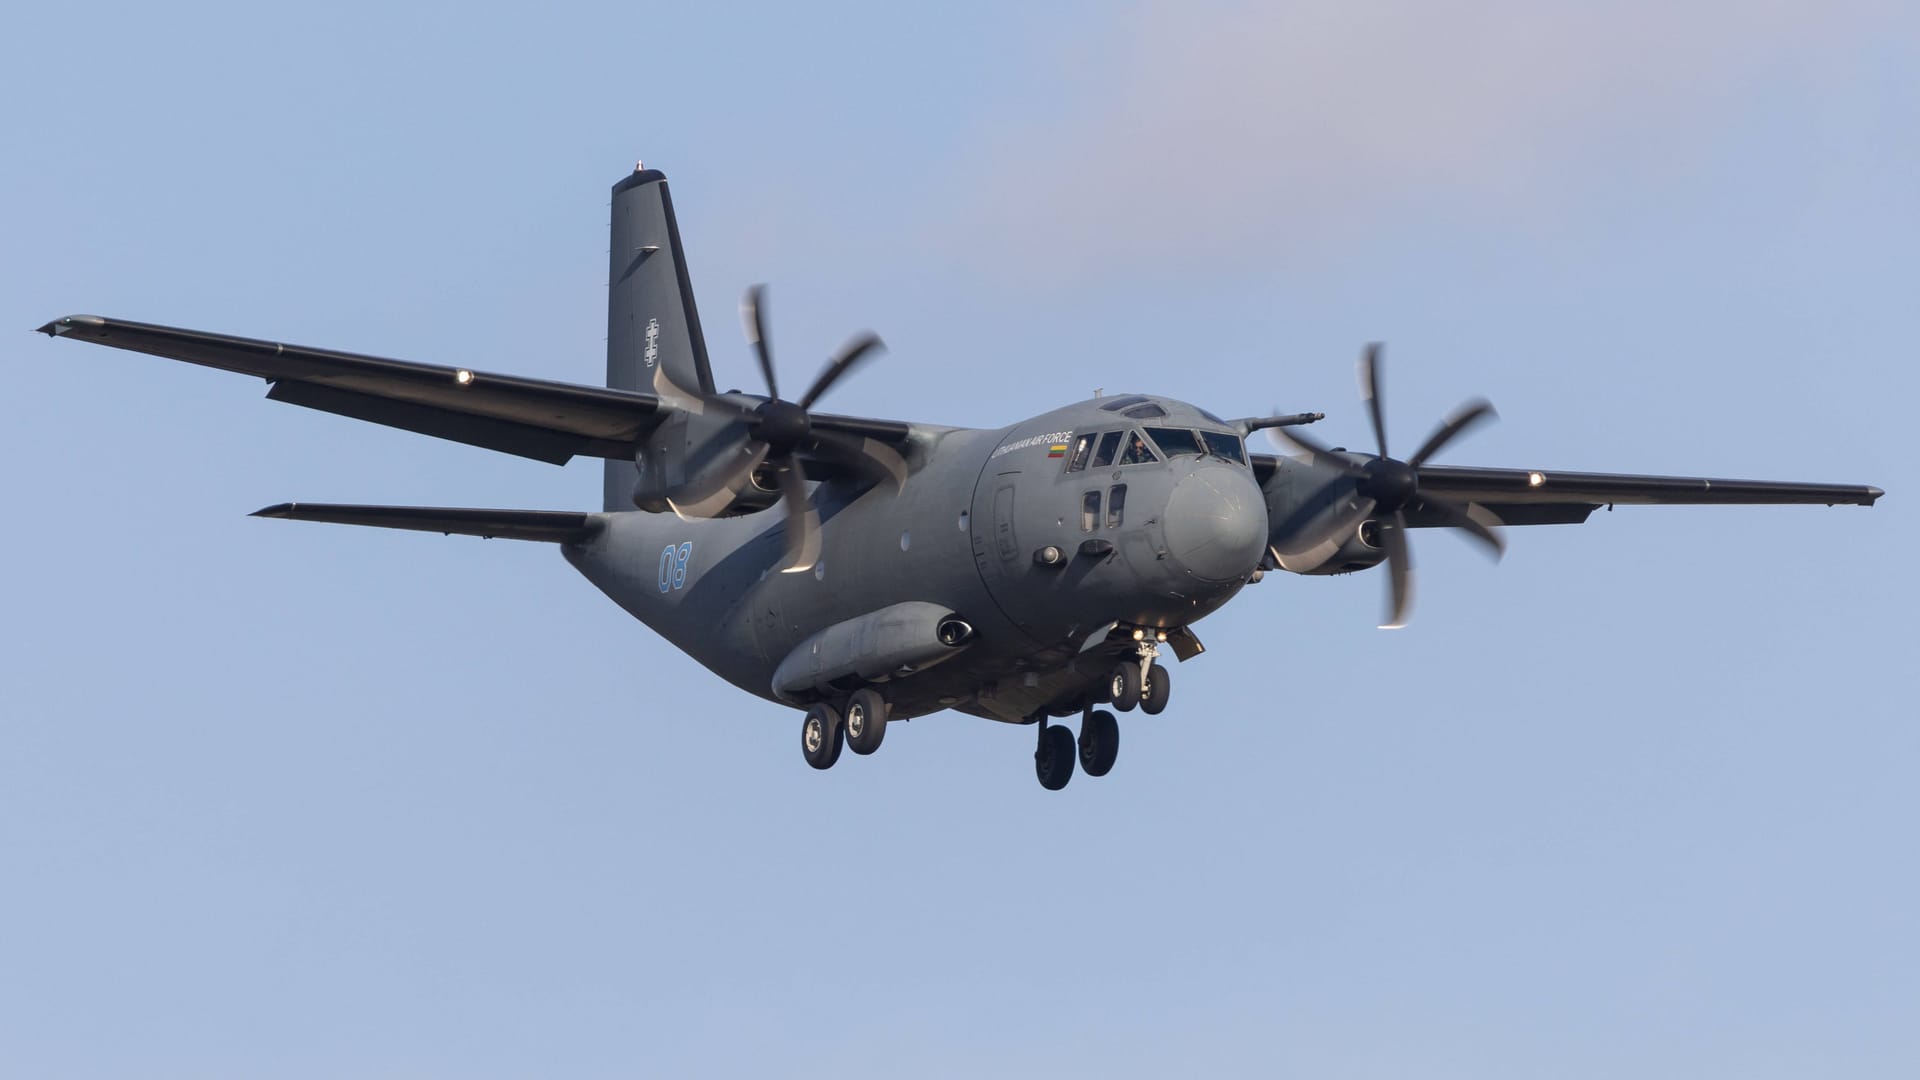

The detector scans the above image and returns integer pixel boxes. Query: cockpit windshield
[1202,431,1246,464]
[1146,426,1246,465]
[1117,430,1157,465]
[1144,427,1203,458]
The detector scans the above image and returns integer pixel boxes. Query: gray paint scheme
[36,165,1887,759]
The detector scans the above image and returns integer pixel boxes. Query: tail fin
[605,165,715,510]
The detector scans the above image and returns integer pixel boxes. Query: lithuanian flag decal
[1047,442,1069,458]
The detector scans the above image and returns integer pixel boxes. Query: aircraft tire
[1106,663,1141,712]
[802,703,844,770]
[845,687,888,756]
[1035,724,1076,791]
[1140,665,1170,715]
[1078,709,1119,777]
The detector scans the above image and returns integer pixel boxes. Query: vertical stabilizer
[606,165,715,510]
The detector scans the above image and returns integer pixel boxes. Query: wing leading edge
[37,315,913,467]
[1250,453,1881,525]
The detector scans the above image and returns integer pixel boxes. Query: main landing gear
[1032,706,1120,791]
[800,687,891,771]
[1029,629,1177,790]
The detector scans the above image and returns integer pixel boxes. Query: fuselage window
[1091,430,1122,468]
[1107,484,1127,528]
[1145,426,1204,458]
[1081,490,1102,532]
[1065,434,1094,472]
[1117,430,1157,466]
[1202,431,1246,464]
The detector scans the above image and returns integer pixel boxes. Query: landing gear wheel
[1035,723,1076,791]
[801,703,844,770]
[845,687,888,756]
[1078,709,1119,777]
[1140,665,1170,715]
[1106,662,1141,712]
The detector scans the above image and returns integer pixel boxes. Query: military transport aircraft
[40,164,1883,790]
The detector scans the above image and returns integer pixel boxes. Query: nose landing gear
[1104,629,1173,715]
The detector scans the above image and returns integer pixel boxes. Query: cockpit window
[1117,430,1158,465]
[1123,402,1168,419]
[1098,395,1150,412]
[1091,430,1123,468]
[1144,426,1204,458]
[1065,434,1094,472]
[1202,431,1246,464]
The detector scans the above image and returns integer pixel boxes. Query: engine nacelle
[631,436,782,516]
[1286,518,1389,576]
[1262,456,1388,575]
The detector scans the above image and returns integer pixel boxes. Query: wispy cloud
[933,1,1892,284]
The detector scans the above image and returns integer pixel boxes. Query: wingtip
[251,503,295,518]
[35,315,102,337]
[1867,486,1885,504]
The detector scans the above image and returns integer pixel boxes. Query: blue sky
[3,2,1914,1076]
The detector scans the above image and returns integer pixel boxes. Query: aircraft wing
[1251,453,1882,528]
[37,315,910,466]
[1408,464,1881,529]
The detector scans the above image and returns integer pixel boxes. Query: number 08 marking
[658,542,693,593]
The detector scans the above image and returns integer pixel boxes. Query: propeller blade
[1268,425,1368,478]
[1407,398,1497,468]
[1379,510,1414,630]
[650,363,756,420]
[775,460,822,573]
[739,284,778,401]
[665,440,770,520]
[1269,494,1376,573]
[797,331,884,411]
[1419,496,1506,560]
[811,429,909,492]
[1359,342,1389,460]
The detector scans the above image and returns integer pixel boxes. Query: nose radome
[1161,462,1268,584]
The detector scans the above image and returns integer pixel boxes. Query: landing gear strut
[1106,631,1173,716]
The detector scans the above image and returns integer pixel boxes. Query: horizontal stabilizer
[252,503,602,543]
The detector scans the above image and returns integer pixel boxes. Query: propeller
[660,285,906,573]
[1270,343,1505,629]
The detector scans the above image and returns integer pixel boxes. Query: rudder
[606,165,716,510]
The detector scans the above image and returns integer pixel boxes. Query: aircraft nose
[1160,461,1268,585]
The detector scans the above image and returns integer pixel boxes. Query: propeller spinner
[1272,344,1505,629]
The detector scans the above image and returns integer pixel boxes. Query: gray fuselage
[563,394,1269,724]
